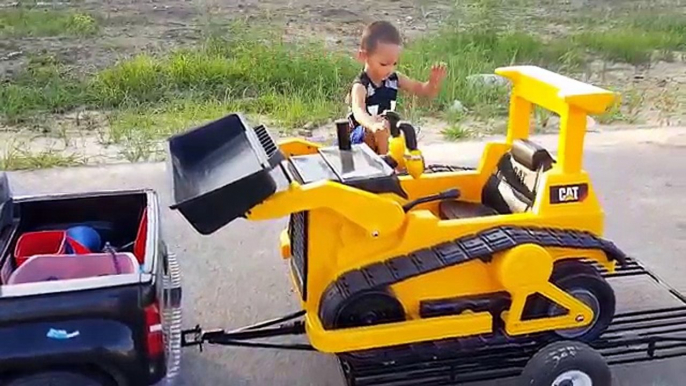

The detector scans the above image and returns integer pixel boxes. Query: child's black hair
[360,21,402,53]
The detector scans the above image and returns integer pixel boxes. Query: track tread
[319,225,628,330]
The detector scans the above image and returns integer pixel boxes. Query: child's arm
[398,62,448,98]
[350,83,387,132]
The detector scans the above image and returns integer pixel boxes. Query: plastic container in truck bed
[0,172,182,386]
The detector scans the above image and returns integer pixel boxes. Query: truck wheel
[3,370,113,386]
[518,341,611,386]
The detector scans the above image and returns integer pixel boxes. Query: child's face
[360,42,401,82]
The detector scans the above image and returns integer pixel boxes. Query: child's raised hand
[429,62,448,85]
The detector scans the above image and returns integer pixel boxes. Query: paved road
[6,127,686,386]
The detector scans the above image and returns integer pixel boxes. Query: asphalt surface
[6,128,686,386]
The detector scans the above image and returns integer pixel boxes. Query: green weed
[442,124,472,141]
[0,144,87,170]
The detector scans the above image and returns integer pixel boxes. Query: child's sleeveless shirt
[348,70,399,128]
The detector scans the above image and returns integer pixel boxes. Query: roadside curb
[6,126,686,179]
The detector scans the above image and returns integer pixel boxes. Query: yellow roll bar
[495,65,619,174]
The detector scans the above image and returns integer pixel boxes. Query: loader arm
[277,138,322,157]
[246,179,407,236]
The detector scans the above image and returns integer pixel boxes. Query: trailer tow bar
[181,310,315,352]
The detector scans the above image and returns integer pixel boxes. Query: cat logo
[558,186,580,201]
[550,183,588,204]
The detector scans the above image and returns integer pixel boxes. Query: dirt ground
[0,0,452,77]
[0,0,451,164]
[1,0,685,166]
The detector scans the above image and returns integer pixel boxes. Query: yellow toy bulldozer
[169,65,634,385]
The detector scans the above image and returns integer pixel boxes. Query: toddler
[347,20,447,154]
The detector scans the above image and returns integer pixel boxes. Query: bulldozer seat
[439,139,555,220]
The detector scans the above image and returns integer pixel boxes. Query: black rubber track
[320,225,628,330]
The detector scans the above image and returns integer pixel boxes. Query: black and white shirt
[348,70,399,128]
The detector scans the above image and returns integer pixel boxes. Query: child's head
[358,21,402,81]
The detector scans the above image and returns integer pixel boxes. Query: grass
[573,25,685,65]
[442,124,472,141]
[0,144,86,170]
[1,0,685,165]
[91,31,356,127]
[1,54,87,120]
[0,8,98,38]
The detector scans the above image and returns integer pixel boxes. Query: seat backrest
[7,252,138,285]
[481,139,555,214]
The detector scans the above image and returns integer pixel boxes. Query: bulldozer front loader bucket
[166,113,287,235]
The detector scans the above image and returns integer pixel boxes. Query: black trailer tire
[518,341,612,386]
[2,370,114,386]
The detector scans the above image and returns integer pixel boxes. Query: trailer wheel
[518,341,611,386]
[333,288,405,329]
[3,369,114,386]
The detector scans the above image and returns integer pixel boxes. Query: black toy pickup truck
[0,172,182,386]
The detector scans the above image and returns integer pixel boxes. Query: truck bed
[0,188,179,386]
[0,189,156,297]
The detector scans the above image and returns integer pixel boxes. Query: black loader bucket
[166,113,285,235]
